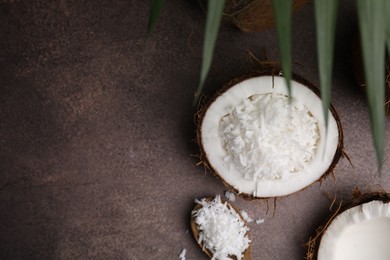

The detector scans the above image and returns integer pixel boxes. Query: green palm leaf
[386,1,390,53]
[272,0,292,97]
[147,0,165,33]
[314,0,338,129]
[194,0,225,106]
[357,0,386,172]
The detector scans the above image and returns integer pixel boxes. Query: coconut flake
[179,248,186,260]
[192,195,251,260]
[219,93,319,181]
[225,190,236,202]
[256,218,264,224]
[240,210,253,223]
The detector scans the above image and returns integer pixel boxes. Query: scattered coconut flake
[219,93,319,181]
[179,248,186,260]
[256,218,264,224]
[225,190,236,202]
[240,210,253,223]
[192,195,251,260]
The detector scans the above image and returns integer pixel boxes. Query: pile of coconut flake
[192,195,250,260]
[219,93,319,180]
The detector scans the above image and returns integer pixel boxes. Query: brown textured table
[1,1,390,259]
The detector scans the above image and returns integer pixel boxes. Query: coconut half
[306,193,390,260]
[197,73,343,198]
[191,196,252,260]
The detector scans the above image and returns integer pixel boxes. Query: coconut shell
[305,191,390,260]
[190,197,252,260]
[198,0,309,32]
[224,0,309,32]
[195,68,344,200]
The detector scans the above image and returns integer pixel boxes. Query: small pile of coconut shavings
[192,195,250,260]
[219,93,319,180]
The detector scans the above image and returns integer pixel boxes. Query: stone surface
[0,1,389,259]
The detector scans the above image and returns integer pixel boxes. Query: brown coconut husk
[224,0,309,32]
[198,0,309,32]
[190,197,252,260]
[305,191,390,260]
[195,67,344,200]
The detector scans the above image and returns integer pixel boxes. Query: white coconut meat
[317,200,390,260]
[201,76,340,197]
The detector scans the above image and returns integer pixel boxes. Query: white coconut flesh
[318,200,390,260]
[201,76,339,197]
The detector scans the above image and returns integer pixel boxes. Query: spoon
[190,197,252,260]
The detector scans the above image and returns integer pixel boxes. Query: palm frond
[272,0,292,97]
[386,1,390,53]
[193,0,225,106]
[147,0,165,33]
[357,0,386,172]
[314,0,338,128]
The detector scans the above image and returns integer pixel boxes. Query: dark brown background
[1,1,390,259]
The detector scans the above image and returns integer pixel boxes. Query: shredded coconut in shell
[219,93,319,180]
[192,195,250,260]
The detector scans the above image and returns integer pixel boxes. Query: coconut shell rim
[305,191,390,260]
[195,69,344,200]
